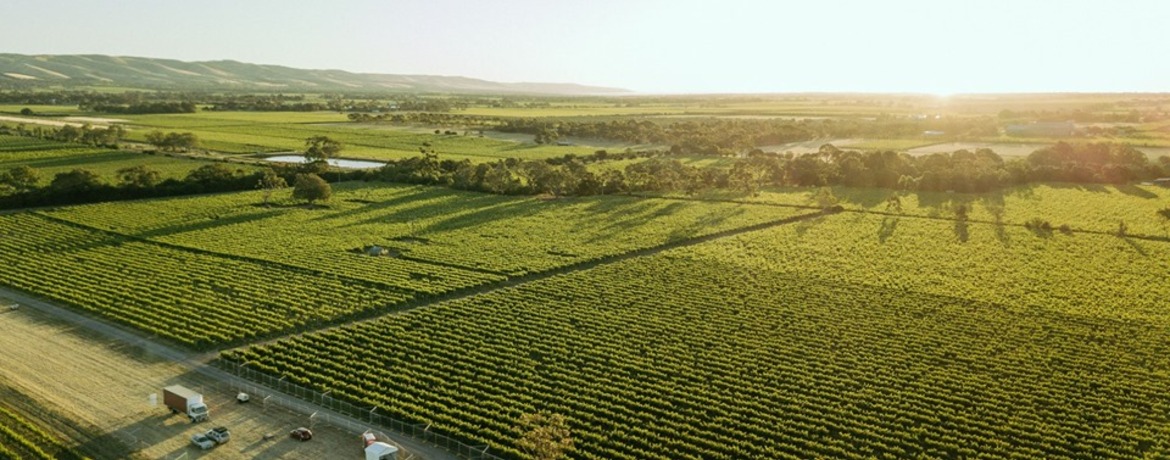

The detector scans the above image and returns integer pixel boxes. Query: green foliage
[0,405,91,460]
[516,412,573,460]
[0,135,238,189]
[1,165,40,192]
[48,169,103,194]
[144,130,199,151]
[225,217,1170,459]
[0,213,417,347]
[292,173,331,204]
[303,135,342,163]
[116,165,161,189]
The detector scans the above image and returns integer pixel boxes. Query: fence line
[219,362,504,460]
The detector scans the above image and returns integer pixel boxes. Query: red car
[289,427,313,441]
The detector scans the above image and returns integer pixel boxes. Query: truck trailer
[163,385,210,422]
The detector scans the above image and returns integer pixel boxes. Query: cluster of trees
[346,111,1000,156]
[0,161,339,209]
[90,101,197,114]
[368,142,1170,197]
[0,123,125,147]
[143,130,200,152]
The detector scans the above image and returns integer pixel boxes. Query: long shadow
[954,218,969,243]
[1122,237,1149,256]
[314,186,455,223]
[1116,184,1158,199]
[832,186,888,210]
[878,216,898,243]
[133,208,285,240]
[345,192,517,230]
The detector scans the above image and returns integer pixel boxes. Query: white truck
[191,426,231,449]
[163,385,210,422]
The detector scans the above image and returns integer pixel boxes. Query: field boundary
[234,207,835,349]
[0,286,458,460]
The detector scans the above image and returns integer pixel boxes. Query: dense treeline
[90,101,196,114]
[0,123,124,147]
[371,142,1170,197]
[0,161,344,209]
[348,112,1000,154]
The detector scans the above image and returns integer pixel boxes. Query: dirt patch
[0,302,401,460]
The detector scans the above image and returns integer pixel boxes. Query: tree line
[369,142,1170,197]
[0,161,344,209]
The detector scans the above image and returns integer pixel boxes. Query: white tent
[364,442,399,460]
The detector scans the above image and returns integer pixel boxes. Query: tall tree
[116,165,162,189]
[2,166,41,192]
[256,170,288,206]
[304,136,342,163]
[292,173,331,205]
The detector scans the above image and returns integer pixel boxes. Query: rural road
[0,286,459,460]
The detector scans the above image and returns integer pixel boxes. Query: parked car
[290,427,313,441]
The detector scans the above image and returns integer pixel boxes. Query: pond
[263,155,385,169]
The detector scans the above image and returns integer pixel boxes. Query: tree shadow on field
[133,208,284,240]
[1121,237,1149,256]
[13,306,174,366]
[315,186,454,223]
[877,216,898,243]
[831,186,887,210]
[1115,184,1158,199]
[953,218,969,243]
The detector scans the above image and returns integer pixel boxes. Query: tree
[116,165,161,189]
[49,169,103,194]
[2,166,41,192]
[304,136,342,163]
[186,164,238,188]
[515,412,573,460]
[19,107,32,116]
[256,170,288,205]
[292,173,331,205]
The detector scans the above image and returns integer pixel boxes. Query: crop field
[222,213,1170,459]
[0,402,91,460]
[115,111,605,160]
[677,183,1170,239]
[0,213,421,347]
[43,182,804,277]
[0,135,234,188]
[0,300,386,460]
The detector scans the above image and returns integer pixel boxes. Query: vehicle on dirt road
[190,427,231,450]
[163,385,210,422]
[290,427,313,441]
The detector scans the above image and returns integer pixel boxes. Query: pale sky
[3,0,1168,93]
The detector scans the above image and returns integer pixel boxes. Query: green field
[671,183,1170,239]
[0,399,91,460]
[2,92,1170,460]
[0,135,255,190]
[223,213,1170,459]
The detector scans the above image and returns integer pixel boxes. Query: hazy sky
[3,0,1167,93]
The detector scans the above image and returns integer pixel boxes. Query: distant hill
[0,54,629,95]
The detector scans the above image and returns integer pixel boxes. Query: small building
[1005,121,1075,137]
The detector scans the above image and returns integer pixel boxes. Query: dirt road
[0,288,456,460]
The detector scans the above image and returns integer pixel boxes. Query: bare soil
[0,299,390,460]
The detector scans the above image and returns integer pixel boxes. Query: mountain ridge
[0,53,629,95]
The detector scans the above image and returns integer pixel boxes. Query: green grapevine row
[0,406,89,460]
[0,213,414,347]
[226,233,1170,459]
